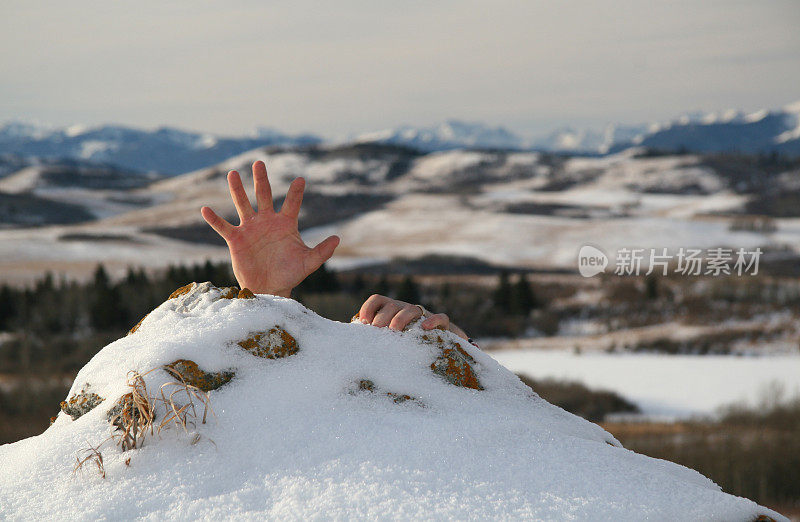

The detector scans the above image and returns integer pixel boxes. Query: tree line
[0,262,541,375]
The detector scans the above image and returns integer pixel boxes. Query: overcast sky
[1,1,799,138]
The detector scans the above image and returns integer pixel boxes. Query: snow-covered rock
[0,282,784,520]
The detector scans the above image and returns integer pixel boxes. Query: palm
[201,161,339,297]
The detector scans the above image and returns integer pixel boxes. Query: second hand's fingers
[252,161,274,213]
[422,313,450,331]
[227,170,256,223]
[200,206,235,241]
[280,177,305,220]
[372,303,402,328]
[358,294,389,324]
[389,305,423,331]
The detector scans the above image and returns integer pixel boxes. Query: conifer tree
[493,270,512,313]
[510,272,537,315]
[396,275,420,304]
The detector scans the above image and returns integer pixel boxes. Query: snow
[335,193,766,270]
[0,284,784,521]
[356,120,528,151]
[406,150,488,181]
[80,140,118,159]
[491,349,800,419]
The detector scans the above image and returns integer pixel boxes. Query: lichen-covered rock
[106,393,133,429]
[60,386,104,420]
[237,288,256,299]
[106,392,153,433]
[169,283,195,299]
[128,313,149,335]
[238,326,298,359]
[423,334,483,390]
[164,359,234,392]
[355,379,420,405]
[219,286,239,299]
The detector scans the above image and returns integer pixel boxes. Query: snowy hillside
[0,122,321,176]
[3,143,800,282]
[0,282,784,521]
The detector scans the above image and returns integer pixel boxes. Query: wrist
[238,282,292,298]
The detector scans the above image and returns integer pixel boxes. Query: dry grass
[74,365,217,479]
[108,370,158,451]
[72,442,106,479]
[157,365,215,436]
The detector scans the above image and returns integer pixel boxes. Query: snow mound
[0,283,785,521]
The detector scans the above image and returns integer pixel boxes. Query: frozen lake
[489,350,800,419]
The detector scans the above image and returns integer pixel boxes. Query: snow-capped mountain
[533,124,650,154]
[533,102,800,156]
[356,120,529,151]
[0,122,321,176]
[613,101,800,156]
[353,101,800,157]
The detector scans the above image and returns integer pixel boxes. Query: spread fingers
[227,170,255,223]
[280,177,305,220]
[252,161,274,213]
[200,206,234,241]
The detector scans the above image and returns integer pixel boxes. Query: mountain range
[0,123,320,176]
[1,101,799,178]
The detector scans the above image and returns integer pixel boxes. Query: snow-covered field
[491,349,800,419]
[2,147,799,283]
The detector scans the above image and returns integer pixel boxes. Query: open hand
[201,161,339,297]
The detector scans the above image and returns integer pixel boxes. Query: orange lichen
[169,283,195,299]
[128,313,149,335]
[237,288,256,299]
[106,392,140,435]
[237,326,299,359]
[429,338,482,390]
[220,286,239,299]
[49,415,58,425]
[60,388,105,420]
[164,359,234,392]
